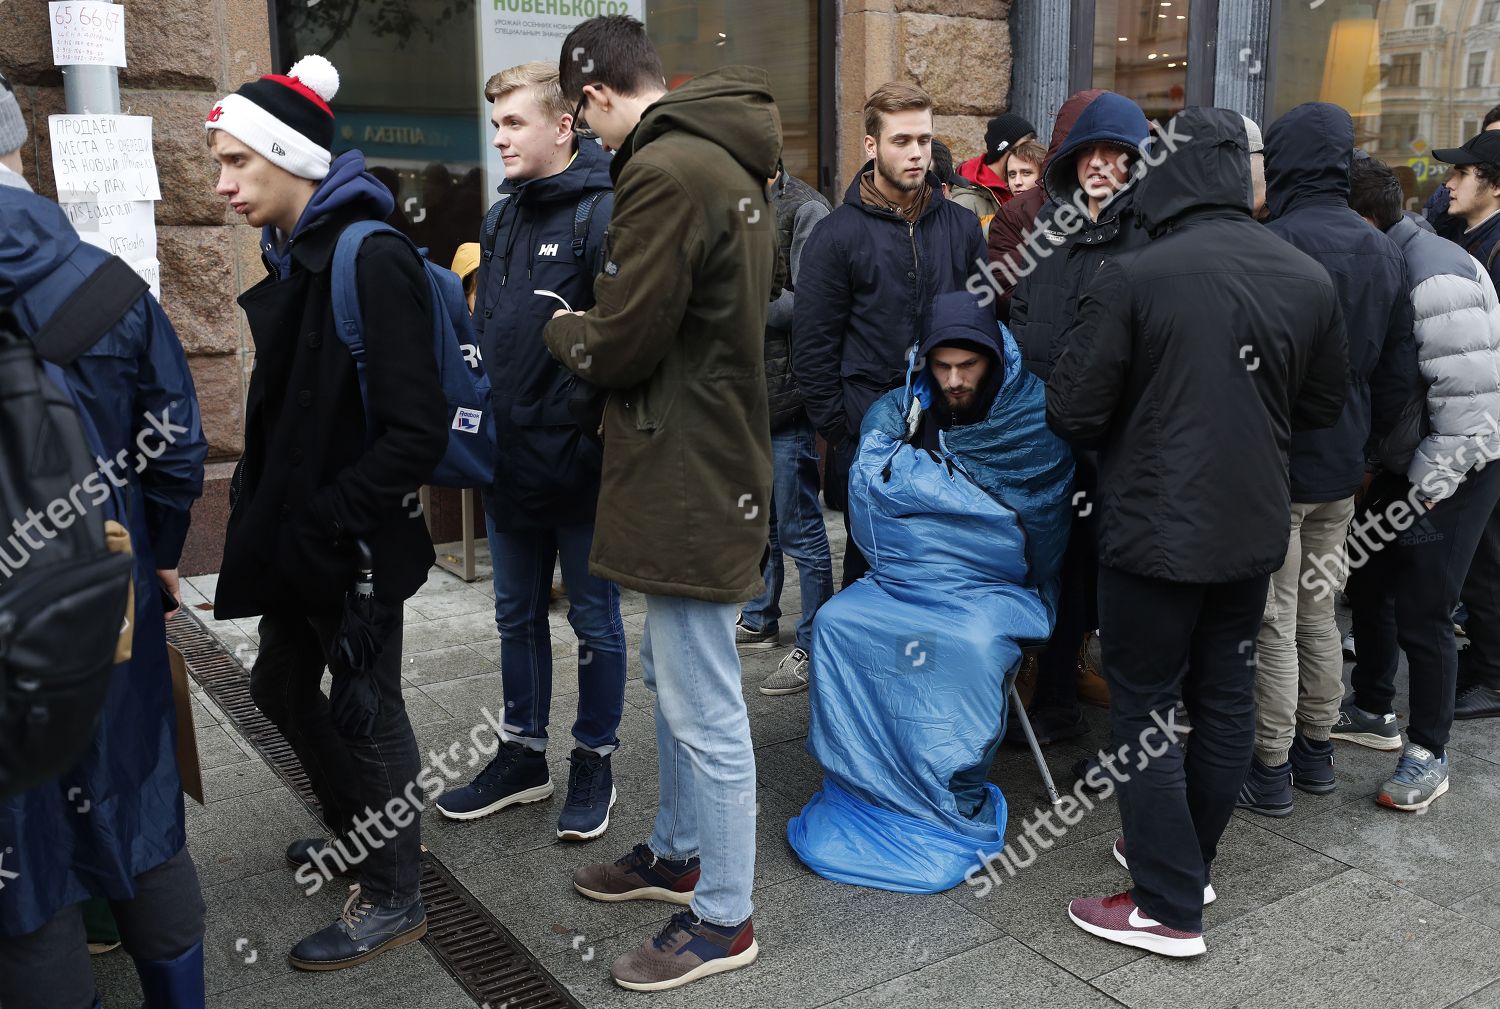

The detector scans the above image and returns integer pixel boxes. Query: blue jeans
[485,515,626,752]
[642,595,756,926]
[740,415,835,652]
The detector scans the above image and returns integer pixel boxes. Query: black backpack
[0,257,146,800]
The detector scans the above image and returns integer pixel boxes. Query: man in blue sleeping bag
[788,289,1074,893]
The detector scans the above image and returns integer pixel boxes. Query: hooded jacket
[1384,214,1500,501]
[217,150,448,618]
[792,161,988,453]
[957,154,1012,206]
[1,186,207,936]
[985,90,1107,320]
[1047,107,1348,584]
[476,139,612,532]
[543,67,781,603]
[1460,209,1500,291]
[913,296,1006,453]
[1007,92,1152,382]
[1265,102,1420,502]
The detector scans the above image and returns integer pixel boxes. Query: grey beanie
[0,72,25,156]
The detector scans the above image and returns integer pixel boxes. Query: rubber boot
[133,940,206,1009]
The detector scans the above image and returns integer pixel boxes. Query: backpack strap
[572,191,606,264]
[30,256,148,366]
[330,220,423,437]
[1487,241,1500,274]
[482,193,512,263]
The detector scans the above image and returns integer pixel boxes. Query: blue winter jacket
[0,186,207,936]
[1265,103,1421,502]
[476,140,612,531]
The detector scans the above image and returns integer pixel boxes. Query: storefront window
[1091,0,1192,123]
[1270,0,1500,212]
[273,0,822,268]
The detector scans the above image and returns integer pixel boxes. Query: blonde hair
[863,82,934,141]
[484,61,572,124]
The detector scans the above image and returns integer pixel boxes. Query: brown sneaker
[573,843,699,905]
[611,910,758,991]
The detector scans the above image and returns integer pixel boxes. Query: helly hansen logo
[539,243,560,257]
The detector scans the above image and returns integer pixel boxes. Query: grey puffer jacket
[1389,214,1500,502]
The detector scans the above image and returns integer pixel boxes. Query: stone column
[835,0,1013,188]
[0,0,270,575]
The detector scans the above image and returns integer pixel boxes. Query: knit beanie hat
[984,112,1036,163]
[205,55,340,180]
[0,71,26,157]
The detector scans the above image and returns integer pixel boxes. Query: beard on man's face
[876,147,925,193]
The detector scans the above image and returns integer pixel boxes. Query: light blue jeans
[642,594,757,926]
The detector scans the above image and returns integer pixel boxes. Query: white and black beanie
[205,55,340,180]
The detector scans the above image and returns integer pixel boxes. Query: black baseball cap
[1433,130,1500,166]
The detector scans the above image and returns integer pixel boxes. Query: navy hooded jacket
[792,163,987,451]
[0,185,207,936]
[1010,92,1152,383]
[476,139,612,532]
[1265,103,1420,502]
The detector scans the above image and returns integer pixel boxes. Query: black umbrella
[330,539,397,737]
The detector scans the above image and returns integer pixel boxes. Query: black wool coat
[216,203,448,619]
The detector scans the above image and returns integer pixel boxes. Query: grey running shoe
[1377,743,1449,812]
[1329,699,1403,751]
[760,648,809,695]
[734,618,778,649]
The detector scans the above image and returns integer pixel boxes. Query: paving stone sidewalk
[95,511,1500,1009]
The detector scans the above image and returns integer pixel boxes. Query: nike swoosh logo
[1128,908,1158,929]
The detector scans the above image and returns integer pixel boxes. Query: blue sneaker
[557,747,617,841]
[1290,733,1336,795]
[435,739,552,821]
[1377,743,1449,812]
[1235,756,1293,817]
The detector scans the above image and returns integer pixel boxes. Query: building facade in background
[1,0,1494,570]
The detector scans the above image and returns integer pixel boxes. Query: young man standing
[736,166,836,696]
[793,82,986,588]
[207,56,448,970]
[1433,130,1500,289]
[544,15,779,992]
[434,61,628,843]
[1049,108,1347,958]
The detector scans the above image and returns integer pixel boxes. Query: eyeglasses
[571,92,598,141]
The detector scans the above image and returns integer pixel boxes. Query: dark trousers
[1097,565,1269,933]
[1033,512,1098,710]
[1460,492,1500,690]
[0,848,203,1009]
[251,611,422,908]
[1349,463,1500,754]
[834,436,870,588]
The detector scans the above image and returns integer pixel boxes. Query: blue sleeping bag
[788,304,1073,894]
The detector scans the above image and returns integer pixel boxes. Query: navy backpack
[330,221,496,488]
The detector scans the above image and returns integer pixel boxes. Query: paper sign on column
[50,2,127,69]
[61,199,161,299]
[48,114,160,201]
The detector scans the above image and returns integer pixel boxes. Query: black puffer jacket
[1047,107,1348,584]
[765,172,830,431]
[1265,102,1420,503]
[1010,92,1151,382]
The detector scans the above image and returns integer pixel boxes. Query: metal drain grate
[167,610,584,1009]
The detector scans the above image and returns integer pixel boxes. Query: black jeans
[0,848,204,1009]
[1460,491,1500,690]
[835,437,870,588]
[1349,463,1500,754]
[250,611,422,908]
[1097,565,1269,933]
[1033,511,1099,710]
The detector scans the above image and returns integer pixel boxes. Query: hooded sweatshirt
[914,296,1006,452]
[1265,102,1420,502]
[543,67,782,603]
[261,149,395,279]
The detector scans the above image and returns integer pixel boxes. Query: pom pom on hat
[288,54,340,105]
